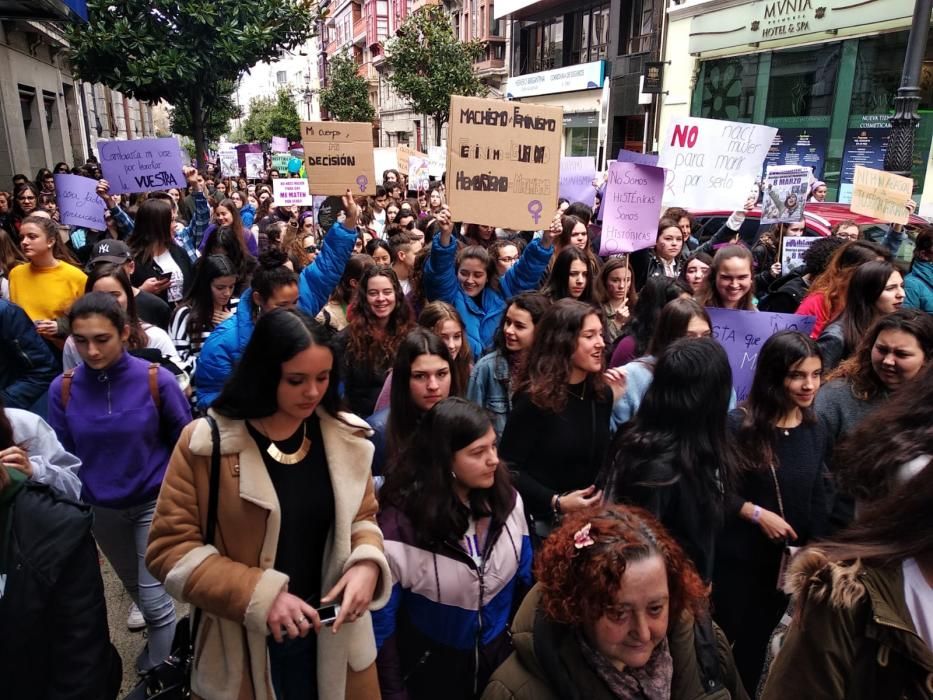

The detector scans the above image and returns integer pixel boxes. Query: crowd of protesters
[0,154,931,700]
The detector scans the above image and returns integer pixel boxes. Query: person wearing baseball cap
[88,239,132,266]
[87,241,171,331]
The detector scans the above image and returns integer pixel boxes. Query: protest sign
[658,117,776,210]
[706,308,816,401]
[849,165,913,225]
[54,174,106,230]
[98,137,186,194]
[617,149,660,167]
[235,143,262,170]
[301,121,376,196]
[219,149,239,178]
[559,157,597,206]
[271,153,290,171]
[409,154,431,191]
[779,235,818,273]
[761,165,809,224]
[271,136,289,152]
[396,146,426,181]
[428,146,446,178]
[244,152,264,179]
[374,147,400,180]
[599,161,665,255]
[446,95,563,230]
[273,178,315,207]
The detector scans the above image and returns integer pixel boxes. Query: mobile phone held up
[156,271,173,281]
[317,603,340,627]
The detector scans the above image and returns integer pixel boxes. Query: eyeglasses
[498,256,519,264]
[304,245,318,254]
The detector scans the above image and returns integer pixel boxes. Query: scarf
[577,629,673,700]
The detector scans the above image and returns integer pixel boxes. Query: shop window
[567,126,599,157]
[698,55,758,122]
[765,43,839,118]
[852,32,933,115]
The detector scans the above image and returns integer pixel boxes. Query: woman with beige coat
[148,308,391,700]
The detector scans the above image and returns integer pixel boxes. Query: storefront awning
[0,0,87,22]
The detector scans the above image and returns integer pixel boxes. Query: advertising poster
[839,117,891,203]
[763,128,827,180]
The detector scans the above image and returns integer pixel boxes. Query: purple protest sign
[598,161,665,256]
[99,137,186,194]
[617,149,660,167]
[706,308,816,401]
[55,174,107,230]
[559,157,597,205]
[271,136,289,152]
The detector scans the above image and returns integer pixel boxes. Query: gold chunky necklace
[263,421,312,465]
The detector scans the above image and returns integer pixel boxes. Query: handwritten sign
[658,117,776,209]
[706,308,816,401]
[409,154,431,191]
[219,149,239,178]
[54,174,106,230]
[849,165,913,225]
[446,95,563,230]
[244,152,264,180]
[617,149,660,167]
[396,146,426,183]
[780,235,818,273]
[271,153,290,172]
[761,165,809,224]
[301,121,376,196]
[273,178,315,207]
[559,157,597,205]
[599,161,665,255]
[98,137,186,194]
[428,146,446,178]
[271,136,289,152]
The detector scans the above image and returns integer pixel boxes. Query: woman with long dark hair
[208,197,258,256]
[680,251,712,296]
[714,331,829,691]
[127,197,194,304]
[760,468,933,699]
[337,265,414,416]
[374,397,532,700]
[601,337,742,581]
[148,308,390,699]
[500,299,614,534]
[3,183,40,242]
[600,257,637,343]
[630,217,687,290]
[467,293,551,439]
[700,245,757,311]
[609,276,691,367]
[169,254,238,375]
[542,246,600,304]
[368,328,452,476]
[200,224,256,294]
[418,301,472,396]
[817,260,905,371]
[317,254,375,333]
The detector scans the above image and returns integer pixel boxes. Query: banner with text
[447,95,563,230]
[658,117,775,210]
[849,165,913,225]
[99,137,186,194]
[54,174,106,230]
[273,178,315,207]
[599,161,665,255]
[559,157,597,206]
[707,308,816,401]
[301,121,376,196]
[219,149,239,178]
[761,165,809,224]
[780,235,818,273]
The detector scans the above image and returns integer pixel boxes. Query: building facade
[660,0,933,211]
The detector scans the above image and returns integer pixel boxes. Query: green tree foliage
[385,5,486,144]
[320,53,376,123]
[237,88,303,144]
[169,81,241,147]
[68,0,323,167]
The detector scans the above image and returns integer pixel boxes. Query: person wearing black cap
[87,239,171,330]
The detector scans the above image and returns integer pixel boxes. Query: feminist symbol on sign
[356,175,369,193]
[527,200,543,224]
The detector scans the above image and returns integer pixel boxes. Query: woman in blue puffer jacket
[904,227,933,312]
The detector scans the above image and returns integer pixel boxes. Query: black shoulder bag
[124,415,222,700]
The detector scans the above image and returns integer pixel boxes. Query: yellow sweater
[9,262,87,321]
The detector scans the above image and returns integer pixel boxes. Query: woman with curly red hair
[483,505,747,699]
[335,264,414,416]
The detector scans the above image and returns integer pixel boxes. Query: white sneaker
[126,602,146,631]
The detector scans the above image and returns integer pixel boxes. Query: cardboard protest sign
[706,308,816,401]
[599,161,665,255]
[409,154,431,191]
[374,147,400,181]
[658,117,776,210]
[271,136,289,152]
[273,178,315,207]
[446,95,563,230]
[54,174,106,230]
[761,165,809,224]
[98,137,186,194]
[559,157,597,206]
[219,149,239,178]
[780,235,818,273]
[849,165,913,225]
[428,146,446,179]
[244,152,264,180]
[301,121,376,196]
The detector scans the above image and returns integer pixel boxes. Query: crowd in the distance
[0,156,932,700]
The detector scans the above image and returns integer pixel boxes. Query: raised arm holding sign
[98,137,186,194]
[301,121,376,196]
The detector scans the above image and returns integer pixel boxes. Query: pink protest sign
[599,161,665,256]
[271,136,289,152]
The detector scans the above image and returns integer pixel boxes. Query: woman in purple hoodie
[47,292,193,673]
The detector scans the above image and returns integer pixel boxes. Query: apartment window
[619,0,654,55]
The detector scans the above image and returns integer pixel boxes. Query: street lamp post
[883,0,933,177]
